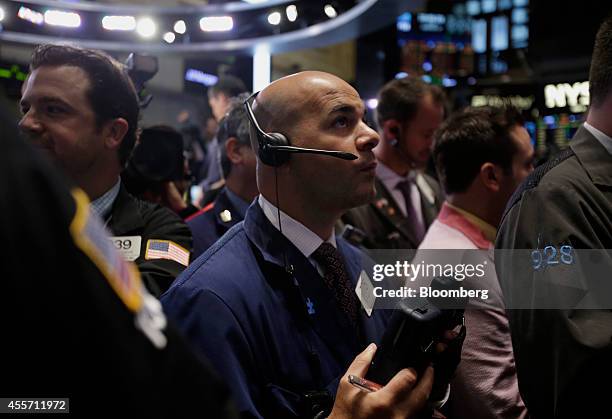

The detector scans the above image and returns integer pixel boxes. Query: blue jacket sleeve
[163,287,263,418]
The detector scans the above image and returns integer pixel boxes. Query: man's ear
[381,119,401,143]
[103,117,129,150]
[225,137,243,165]
[479,162,504,192]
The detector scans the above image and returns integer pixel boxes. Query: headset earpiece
[244,91,357,167]
[390,126,400,145]
[259,132,291,167]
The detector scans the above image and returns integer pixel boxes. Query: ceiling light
[18,7,44,25]
[174,19,186,34]
[200,16,233,32]
[44,10,81,28]
[102,15,136,31]
[267,11,281,25]
[163,32,175,43]
[136,17,156,38]
[286,5,298,22]
[324,4,338,19]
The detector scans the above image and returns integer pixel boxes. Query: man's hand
[329,343,434,419]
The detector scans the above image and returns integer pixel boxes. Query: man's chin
[346,186,376,209]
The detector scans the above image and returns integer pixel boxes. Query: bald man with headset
[162,72,457,418]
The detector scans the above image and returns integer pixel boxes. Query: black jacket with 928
[495,126,612,418]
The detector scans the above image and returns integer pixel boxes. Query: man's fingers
[407,365,434,408]
[345,343,377,377]
[380,367,418,403]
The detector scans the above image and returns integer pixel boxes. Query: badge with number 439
[111,236,142,262]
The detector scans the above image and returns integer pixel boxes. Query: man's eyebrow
[22,96,73,109]
[329,103,364,115]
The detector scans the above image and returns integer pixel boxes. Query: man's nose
[19,112,43,135]
[356,123,380,152]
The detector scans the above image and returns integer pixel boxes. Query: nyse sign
[545,81,590,111]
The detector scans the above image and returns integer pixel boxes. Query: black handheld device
[365,276,466,385]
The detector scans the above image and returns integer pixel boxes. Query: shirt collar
[258,194,336,258]
[90,179,121,219]
[583,122,612,156]
[224,187,250,219]
[376,161,417,189]
[441,202,496,248]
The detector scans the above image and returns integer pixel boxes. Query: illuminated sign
[471,95,534,110]
[0,65,27,81]
[544,81,589,112]
[417,13,446,32]
[396,12,412,32]
[185,69,218,87]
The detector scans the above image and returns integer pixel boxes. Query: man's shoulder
[166,223,257,295]
[134,196,191,237]
[186,201,216,229]
[503,147,582,220]
[419,219,478,250]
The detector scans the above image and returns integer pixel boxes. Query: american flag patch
[145,240,190,266]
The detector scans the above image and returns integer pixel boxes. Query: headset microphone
[244,91,357,167]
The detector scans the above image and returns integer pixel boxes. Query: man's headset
[389,124,419,169]
[243,91,358,167]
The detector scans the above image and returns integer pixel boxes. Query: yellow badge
[220,209,232,223]
[69,188,143,312]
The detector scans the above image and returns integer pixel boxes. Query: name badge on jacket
[111,236,142,261]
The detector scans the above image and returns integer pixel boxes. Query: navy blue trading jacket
[162,201,390,418]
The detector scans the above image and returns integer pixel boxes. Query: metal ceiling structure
[0,0,425,54]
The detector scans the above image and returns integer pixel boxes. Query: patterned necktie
[396,179,426,243]
[311,243,361,333]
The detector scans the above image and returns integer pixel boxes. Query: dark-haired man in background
[342,77,445,249]
[199,75,249,194]
[19,44,191,297]
[496,16,612,418]
[187,94,258,259]
[419,106,532,418]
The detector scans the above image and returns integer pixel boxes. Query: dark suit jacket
[108,184,192,297]
[496,126,612,418]
[341,173,443,249]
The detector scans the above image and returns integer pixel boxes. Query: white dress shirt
[584,122,612,156]
[376,162,425,229]
[258,194,336,275]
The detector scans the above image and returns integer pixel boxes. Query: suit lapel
[107,183,145,236]
[371,178,420,248]
[417,174,441,227]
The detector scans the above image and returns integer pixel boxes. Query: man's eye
[20,106,29,115]
[46,105,64,115]
[334,117,349,128]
